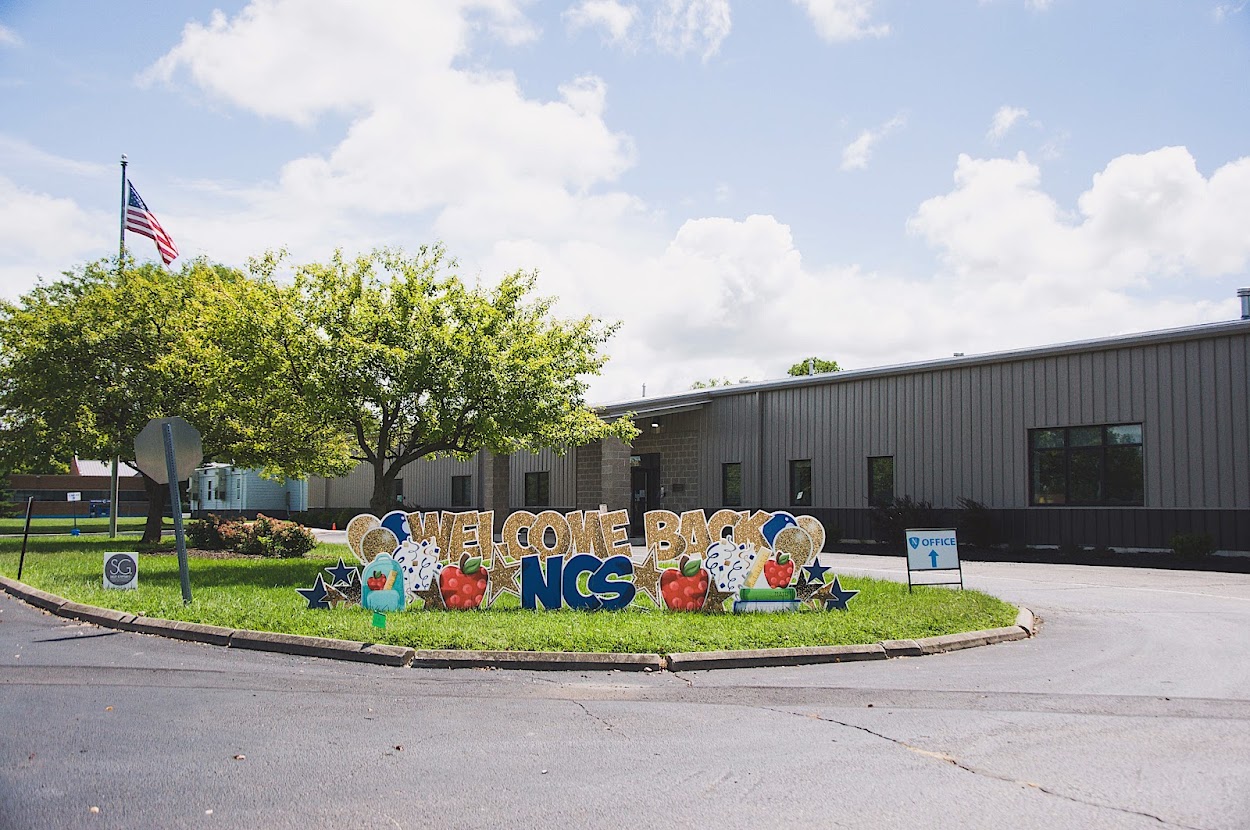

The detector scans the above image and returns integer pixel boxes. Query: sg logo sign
[103,552,138,590]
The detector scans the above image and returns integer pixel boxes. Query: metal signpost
[67,491,81,535]
[904,527,964,591]
[134,416,203,604]
[16,497,34,582]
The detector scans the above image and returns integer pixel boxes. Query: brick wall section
[575,441,603,510]
[575,438,632,513]
[600,437,631,511]
[481,452,511,533]
[630,411,701,514]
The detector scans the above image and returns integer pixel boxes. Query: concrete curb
[1015,606,1036,635]
[56,601,136,628]
[228,630,415,667]
[410,649,665,672]
[119,617,235,647]
[0,574,1036,672]
[667,643,885,671]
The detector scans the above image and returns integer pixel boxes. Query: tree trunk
[141,475,168,545]
[368,460,397,516]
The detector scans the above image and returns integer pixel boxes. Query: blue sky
[2,0,1248,401]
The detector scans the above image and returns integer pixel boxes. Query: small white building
[190,464,308,518]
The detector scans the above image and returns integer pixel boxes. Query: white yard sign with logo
[103,552,138,590]
[906,528,959,570]
[904,528,963,591]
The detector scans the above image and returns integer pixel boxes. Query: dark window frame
[788,459,812,507]
[524,471,551,508]
[450,475,472,508]
[867,456,894,507]
[721,462,743,507]
[1028,423,1144,506]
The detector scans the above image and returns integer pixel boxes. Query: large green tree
[0,258,354,541]
[254,246,637,513]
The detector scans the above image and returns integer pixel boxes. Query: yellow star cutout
[324,584,351,609]
[631,545,664,609]
[486,546,522,608]
[414,577,446,611]
[701,583,735,614]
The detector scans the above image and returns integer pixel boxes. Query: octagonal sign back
[134,416,203,484]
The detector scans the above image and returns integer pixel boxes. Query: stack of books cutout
[733,587,799,613]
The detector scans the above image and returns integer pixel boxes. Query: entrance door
[629,454,660,536]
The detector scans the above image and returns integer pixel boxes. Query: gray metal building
[312,317,1250,552]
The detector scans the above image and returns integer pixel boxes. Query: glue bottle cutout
[361,553,406,612]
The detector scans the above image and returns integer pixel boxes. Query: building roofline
[597,318,1250,418]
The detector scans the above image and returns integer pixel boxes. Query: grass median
[0,537,1018,654]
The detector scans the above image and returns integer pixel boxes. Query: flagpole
[111,154,128,539]
[118,154,128,264]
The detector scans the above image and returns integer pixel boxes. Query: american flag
[125,181,179,265]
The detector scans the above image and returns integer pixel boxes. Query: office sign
[906,528,959,570]
[904,528,963,591]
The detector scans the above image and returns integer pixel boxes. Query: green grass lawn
[0,538,1018,653]
[0,517,172,535]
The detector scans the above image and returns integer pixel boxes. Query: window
[868,456,894,507]
[789,459,812,507]
[722,463,742,507]
[205,480,213,501]
[1030,423,1143,506]
[451,475,472,507]
[524,471,551,507]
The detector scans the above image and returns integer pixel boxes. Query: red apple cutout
[764,552,794,588]
[661,555,709,611]
[439,553,488,610]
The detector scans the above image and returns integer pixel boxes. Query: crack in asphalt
[569,699,619,736]
[767,706,1210,830]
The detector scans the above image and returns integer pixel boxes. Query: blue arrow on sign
[929,550,939,568]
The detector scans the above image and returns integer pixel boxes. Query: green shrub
[188,513,316,558]
[869,495,937,545]
[187,514,231,550]
[956,497,1001,548]
[1170,533,1215,559]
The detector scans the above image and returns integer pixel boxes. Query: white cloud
[910,147,1250,288]
[1213,2,1248,22]
[986,105,1028,143]
[652,0,732,60]
[840,113,905,171]
[563,0,638,44]
[0,176,111,300]
[792,0,889,42]
[0,24,21,47]
[143,1,635,255]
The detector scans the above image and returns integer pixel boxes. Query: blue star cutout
[325,558,359,587]
[296,574,331,610]
[823,577,859,611]
[800,561,830,585]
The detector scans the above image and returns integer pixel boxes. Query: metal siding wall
[699,394,759,507]
[322,463,374,508]
[1231,337,1250,507]
[401,455,478,508]
[696,331,1250,512]
[510,449,576,507]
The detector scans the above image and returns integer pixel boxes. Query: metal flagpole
[110,155,128,539]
